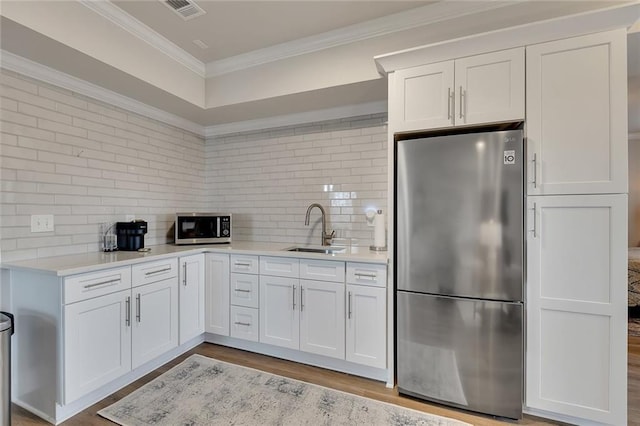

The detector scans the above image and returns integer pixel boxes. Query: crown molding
[374,2,640,74]
[205,100,387,138]
[204,1,514,77]
[0,50,205,136]
[78,0,206,77]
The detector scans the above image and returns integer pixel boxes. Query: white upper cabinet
[392,47,524,132]
[526,29,627,195]
[454,48,524,126]
[393,61,455,131]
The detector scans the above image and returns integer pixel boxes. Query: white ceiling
[0,0,638,134]
[113,0,434,63]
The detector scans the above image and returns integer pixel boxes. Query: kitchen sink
[285,246,346,254]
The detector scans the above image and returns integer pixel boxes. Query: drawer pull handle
[136,293,141,322]
[182,262,187,286]
[145,267,171,276]
[300,287,304,312]
[234,289,251,293]
[234,321,251,327]
[348,291,352,319]
[292,285,297,311]
[84,278,120,289]
[355,272,377,280]
[125,296,131,327]
[531,153,538,189]
[530,202,538,238]
[234,262,252,267]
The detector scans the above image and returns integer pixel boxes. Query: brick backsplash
[0,70,207,262]
[206,115,388,247]
[0,69,388,262]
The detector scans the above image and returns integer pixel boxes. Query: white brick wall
[206,115,388,247]
[0,69,389,262]
[0,70,207,262]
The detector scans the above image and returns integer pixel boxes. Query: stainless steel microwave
[175,213,231,245]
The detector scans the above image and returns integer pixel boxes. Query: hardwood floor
[12,335,640,425]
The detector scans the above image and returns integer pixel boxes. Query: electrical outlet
[31,214,54,233]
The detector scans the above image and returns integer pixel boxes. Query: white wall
[0,70,207,262]
[206,115,388,247]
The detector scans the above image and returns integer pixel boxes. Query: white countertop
[1,241,388,276]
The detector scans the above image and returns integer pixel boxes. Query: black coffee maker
[116,220,148,251]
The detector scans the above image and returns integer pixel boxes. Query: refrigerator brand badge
[503,150,516,165]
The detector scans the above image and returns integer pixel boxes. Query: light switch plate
[31,214,54,233]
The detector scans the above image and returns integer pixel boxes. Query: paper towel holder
[370,209,387,252]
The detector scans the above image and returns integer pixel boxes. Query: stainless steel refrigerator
[395,124,524,420]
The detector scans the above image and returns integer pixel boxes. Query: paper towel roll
[374,210,386,248]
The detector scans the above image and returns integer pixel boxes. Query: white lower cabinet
[259,274,300,349]
[299,280,345,359]
[131,278,179,369]
[526,194,627,425]
[345,262,387,369]
[179,253,205,344]
[259,258,347,360]
[345,284,386,369]
[205,253,230,336]
[63,262,179,404]
[230,305,259,342]
[63,290,131,404]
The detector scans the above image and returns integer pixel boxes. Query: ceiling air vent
[163,0,206,21]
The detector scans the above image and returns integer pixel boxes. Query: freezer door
[396,129,523,301]
[396,291,523,419]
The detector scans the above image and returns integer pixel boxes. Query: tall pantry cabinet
[524,29,628,425]
[379,18,631,425]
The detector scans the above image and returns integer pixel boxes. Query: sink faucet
[305,203,335,246]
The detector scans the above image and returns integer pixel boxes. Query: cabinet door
[131,278,179,369]
[230,306,259,342]
[346,284,386,369]
[259,275,299,349]
[526,29,627,195]
[526,194,627,425]
[205,253,230,336]
[179,253,205,344]
[299,280,345,359]
[230,273,259,308]
[455,48,524,125]
[393,61,454,132]
[63,290,131,404]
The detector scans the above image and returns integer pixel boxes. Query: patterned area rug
[630,318,640,337]
[99,354,470,426]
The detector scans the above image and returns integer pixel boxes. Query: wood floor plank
[11,335,640,425]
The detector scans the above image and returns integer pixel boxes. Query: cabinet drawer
[346,263,387,287]
[132,258,178,287]
[230,306,259,342]
[230,255,259,274]
[64,266,132,304]
[230,273,259,308]
[300,259,345,283]
[260,256,299,278]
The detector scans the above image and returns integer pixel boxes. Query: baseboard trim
[204,332,388,383]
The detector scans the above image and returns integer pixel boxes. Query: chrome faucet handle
[323,230,336,246]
